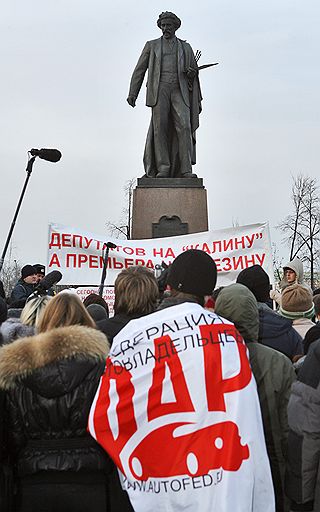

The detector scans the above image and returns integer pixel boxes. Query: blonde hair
[38,292,96,333]
[114,266,159,315]
[21,295,51,328]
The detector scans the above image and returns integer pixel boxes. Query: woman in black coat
[0,292,111,512]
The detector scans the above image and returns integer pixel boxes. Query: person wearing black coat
[0,280,5,300]
[10,265,37,308]
[285,340,320,511]
[0,293,112,512]
[0,297,8,346]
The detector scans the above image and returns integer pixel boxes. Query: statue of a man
[127,12,202,178]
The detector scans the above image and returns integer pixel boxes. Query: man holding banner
[89,250,275,511]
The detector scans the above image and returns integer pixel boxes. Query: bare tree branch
[106,179,136,240]
[277,173,320,289]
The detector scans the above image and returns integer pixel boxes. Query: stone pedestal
[131,177,208,239]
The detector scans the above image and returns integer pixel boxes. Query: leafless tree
[272,242,284,285]
[278,174,320,289]
[106,178,136,240]
[1,258,21,298]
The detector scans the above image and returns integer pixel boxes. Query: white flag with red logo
[89,303,275,512]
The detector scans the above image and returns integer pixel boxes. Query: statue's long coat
[128,37,202,177]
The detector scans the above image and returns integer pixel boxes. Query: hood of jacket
[0,325,109,395]
[214,283,259,342]
[280,257,304,289]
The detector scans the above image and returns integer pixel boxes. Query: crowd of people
[0,254,320,511]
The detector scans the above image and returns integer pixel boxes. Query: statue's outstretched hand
[127,96,136,108]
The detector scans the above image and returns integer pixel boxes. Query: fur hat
[33,264,45,276]
[167,249,217,297]
[279,284,315,319]
[21,265,37,279]
[236,265,270,303]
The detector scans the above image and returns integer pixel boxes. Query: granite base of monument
[131,177,208,239]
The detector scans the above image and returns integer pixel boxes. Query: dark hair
[114,266,159,315]
[83,293,109,317]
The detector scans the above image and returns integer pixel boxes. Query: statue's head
[157,12,181,37]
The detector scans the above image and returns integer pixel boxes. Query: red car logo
[129,420,249,480]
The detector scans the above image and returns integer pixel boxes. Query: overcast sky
[1,0,319,270]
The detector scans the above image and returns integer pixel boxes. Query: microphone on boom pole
[0,148,62,273]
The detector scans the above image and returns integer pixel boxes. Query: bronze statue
[127,12,202,178]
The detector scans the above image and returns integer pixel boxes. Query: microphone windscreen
[37,270,62,292]
[38,149,62,162]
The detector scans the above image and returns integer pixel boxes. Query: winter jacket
[0,297,7,324]
[0,280,5,300]
[285,340,320,511]
[292,318,315,340]
[215,283,296,512]
[98,312,148,346]
[0,325,111,480]
[0,388,14,512]
[303,322,320,354]
[10,280,35,308]
[258,302,303,360]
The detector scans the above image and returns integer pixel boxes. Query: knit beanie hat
[21,265,37,279]
[279,284,315,319]
[86,304,108,322]
[236,265,270,302]
[167,249,217,297]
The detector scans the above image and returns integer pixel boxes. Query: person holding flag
[89,250,275,512]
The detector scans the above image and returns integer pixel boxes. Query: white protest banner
[47,222,273,286]
[88,303,275,512]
